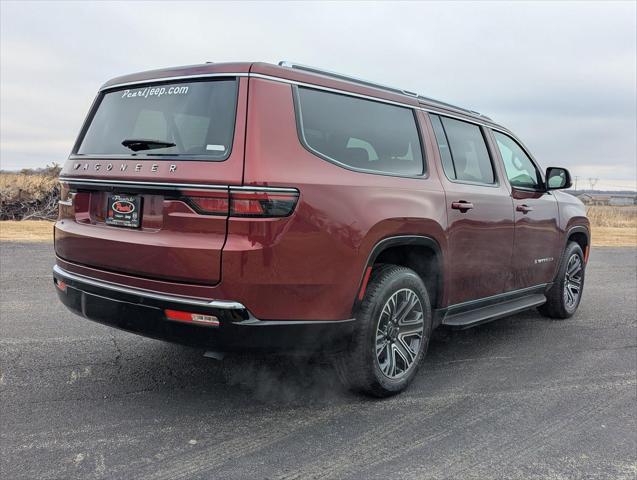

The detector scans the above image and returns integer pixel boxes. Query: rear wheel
[538,241,586,319]
[337,265,432,397]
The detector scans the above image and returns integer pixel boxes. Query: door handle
[516,204,533,214]
[451,201,474,212]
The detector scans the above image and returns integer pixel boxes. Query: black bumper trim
[53,266,356,353]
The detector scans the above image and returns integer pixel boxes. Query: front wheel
[336,265,432,397]
[538,241,586,319]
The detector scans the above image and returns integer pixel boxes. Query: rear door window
[77,79,238,160]
[295,87,424,176]
[429,114,495,185]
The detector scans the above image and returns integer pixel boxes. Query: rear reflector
[358,266,373,301]
[182,188,299,218]
[54,278,67,292]
[165,309,220,327]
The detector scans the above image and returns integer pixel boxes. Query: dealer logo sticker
[112,200,136,214]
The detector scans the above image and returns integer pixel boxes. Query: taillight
[184,190,230,215]
[59,182,71,205]
[229,190,298,217]
[58,182,74,219]
[182,188,299,218]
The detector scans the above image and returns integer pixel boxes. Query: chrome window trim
[53,264,246,310]
[97,71,515,136]
[250,73,533,148]
[101,73,249,91]
[92,71,536,175]
[57,176,299,193]
[292,85,427,179]
[251,73,502,127]
[427,112,501,189]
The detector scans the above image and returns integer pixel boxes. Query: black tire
[538,241,586,319]
[336,264,432,397]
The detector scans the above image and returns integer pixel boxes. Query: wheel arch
[353,235,444,316]
[565,225,590,260]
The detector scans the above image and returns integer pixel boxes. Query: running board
[442,294,547,329]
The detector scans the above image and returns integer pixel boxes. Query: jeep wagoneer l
[53,62,590,396]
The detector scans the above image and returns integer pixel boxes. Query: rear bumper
[53,265,356,353]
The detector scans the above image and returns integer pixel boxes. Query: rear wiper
[121,138,176,152]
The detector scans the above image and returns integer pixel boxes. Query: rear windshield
[77,79,238,160]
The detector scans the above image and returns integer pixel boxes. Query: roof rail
[278,61,418,98]
[417,95,491,120]
[278,60,490,120]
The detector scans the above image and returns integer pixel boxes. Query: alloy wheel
[375,288,424,379]
[563,253,583,310]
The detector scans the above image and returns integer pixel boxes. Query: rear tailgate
[55,76,248,285]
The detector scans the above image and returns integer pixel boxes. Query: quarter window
[429,114,495,185]
[493,131,542,189]
[295,87,424,176]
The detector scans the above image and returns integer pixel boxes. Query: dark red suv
[53,61,590,396]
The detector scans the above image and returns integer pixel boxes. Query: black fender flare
[352,235,444,315]
[564,225,590,247]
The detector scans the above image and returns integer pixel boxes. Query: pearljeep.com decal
[120,85,189,99]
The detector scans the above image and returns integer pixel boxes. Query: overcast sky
[1,1,635,190]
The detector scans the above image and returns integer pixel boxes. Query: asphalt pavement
[1,242,635,480]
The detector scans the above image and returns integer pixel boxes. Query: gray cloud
[1,0,635,190]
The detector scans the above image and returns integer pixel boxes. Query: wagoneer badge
[73,162,177,173]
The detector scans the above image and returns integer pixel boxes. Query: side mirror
[546,167,572,190]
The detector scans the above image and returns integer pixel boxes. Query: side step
[442,294,547,329]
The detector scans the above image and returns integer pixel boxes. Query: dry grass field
[0,171,59,203]
[586,205,637,247]
[0,220,54,242]
[0,167,60,220]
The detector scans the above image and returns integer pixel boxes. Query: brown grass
[591,227,636,247]
[587,206,636,247]
[586,205,637,228]
[0,220,54,242]
[0,171,59,203]
[0,168,61,220]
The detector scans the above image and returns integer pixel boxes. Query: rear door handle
[451,201,474,212]
[516,204,533,214]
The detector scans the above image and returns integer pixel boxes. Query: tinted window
[78,79,238,160]
[429,115,495,185]
[429,114,456,180]
[493,131,541,189]
[295,87,424,176]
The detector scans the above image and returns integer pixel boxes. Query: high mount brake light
[183,188,299,218]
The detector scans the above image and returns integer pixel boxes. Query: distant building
[577,193,636,206]
[609,195,637,206]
